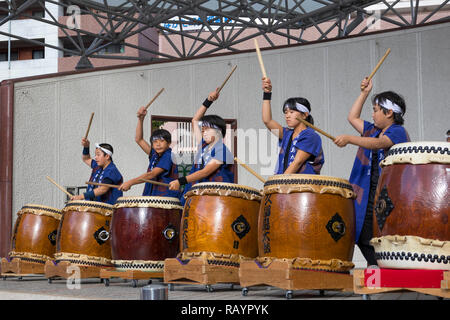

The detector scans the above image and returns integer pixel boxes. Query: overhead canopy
[0,0,449,67]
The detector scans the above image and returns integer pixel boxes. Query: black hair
[371,91,406,125]
[200,114,227,138]
[97,143,113,161]
[282,97,314,125]
[150,128,172,144]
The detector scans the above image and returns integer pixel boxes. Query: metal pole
[8,2,11,70]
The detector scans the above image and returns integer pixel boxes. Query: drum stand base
[353,268,450,299]
[239,259,353,299]
[1,257,46,277]
[44,260,106,281]
[164,257,240,287]
[99,268,163,287]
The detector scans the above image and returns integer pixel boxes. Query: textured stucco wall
[12,22,450,268]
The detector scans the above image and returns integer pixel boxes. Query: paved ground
[0,274,444,300]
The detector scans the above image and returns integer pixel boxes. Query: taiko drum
[9,204,62,263]
[55,200,113,267]
[258,174,356,271]
[110,196,182,272]
[180,182,262,259]
[371,141,450,270]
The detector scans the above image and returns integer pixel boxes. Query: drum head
[63,200,114,216]
[114,196,183,210]
[382,141,450,166]
[18,204,62,220]
[264,174,355,199]
[185,182,262,201]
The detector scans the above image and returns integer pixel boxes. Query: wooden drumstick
[144,88,165,111]
[46,176,73,197]
[217,65,237,93]
[86,181,119,189]
[84,112,94,140]
[139,178,170,187]
[254,39,267,79]
[234,157,266,184]
[296,117,336,141]
[361,48,391,89]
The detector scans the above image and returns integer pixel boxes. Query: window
[66,186,87,203]
[0,51,18,61]
[32,49,44,59]
[31,10,45,18]
[98,43,125,54]
[151,115,237,182]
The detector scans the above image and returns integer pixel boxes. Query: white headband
[283,103,309,114]
[377,98,402,114]
[95,143,113,157]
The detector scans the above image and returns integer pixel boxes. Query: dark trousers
[357,208,378,266]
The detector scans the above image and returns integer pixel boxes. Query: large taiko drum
[110,196,183,272]
[258,174,356,272]
[180,182,262,264]
[371,141,450,270]
[55,200,113,267]
[9,204,62,263]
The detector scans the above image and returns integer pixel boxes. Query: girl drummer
[71,139,123,205]
[261,77,324,175]
[168,88,234,205]
[334,77,410,266]
[118,106,180,198]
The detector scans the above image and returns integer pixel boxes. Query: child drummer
[71,139,123,205]
[334,77,410,266]
[261,77,324,174]
[118,106,180,198]
[168,88,234,205]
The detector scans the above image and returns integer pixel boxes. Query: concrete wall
[11,22,450,267]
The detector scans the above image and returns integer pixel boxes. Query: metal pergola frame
[0,0,449,68]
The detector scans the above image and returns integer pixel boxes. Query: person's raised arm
[261,77,283,140]
[135,106,152,155]
[348,78,373,135]
[81,138,92,167]
[192,88,220,144]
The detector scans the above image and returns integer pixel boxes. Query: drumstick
[217,65,237,93]
[46,176,73,197]
[86,181,120,189]
[139,178,170,187]
[84,112,94,139]
[296,117,336,141]
[254,39,267,79]
[361,48,391,89]
[234,157,266,184]
[144,88,165,111]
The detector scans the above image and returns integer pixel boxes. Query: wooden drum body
[371,142,450,270]
[180,182,262,264]
[111,196,182,272]
[258,174,356,272]
[9,204,61,263]
[55,200,113,267]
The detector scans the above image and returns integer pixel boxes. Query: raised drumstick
[254,39,267,79]
[144,88,165,111]
[361,48,391,89]
[217,65,237,93]
[46,176,73,197]
[84,112,94,139]
[86,181,119,189]
[234,157,266,184]
[296,117,336,141]
[139,178,170,187]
